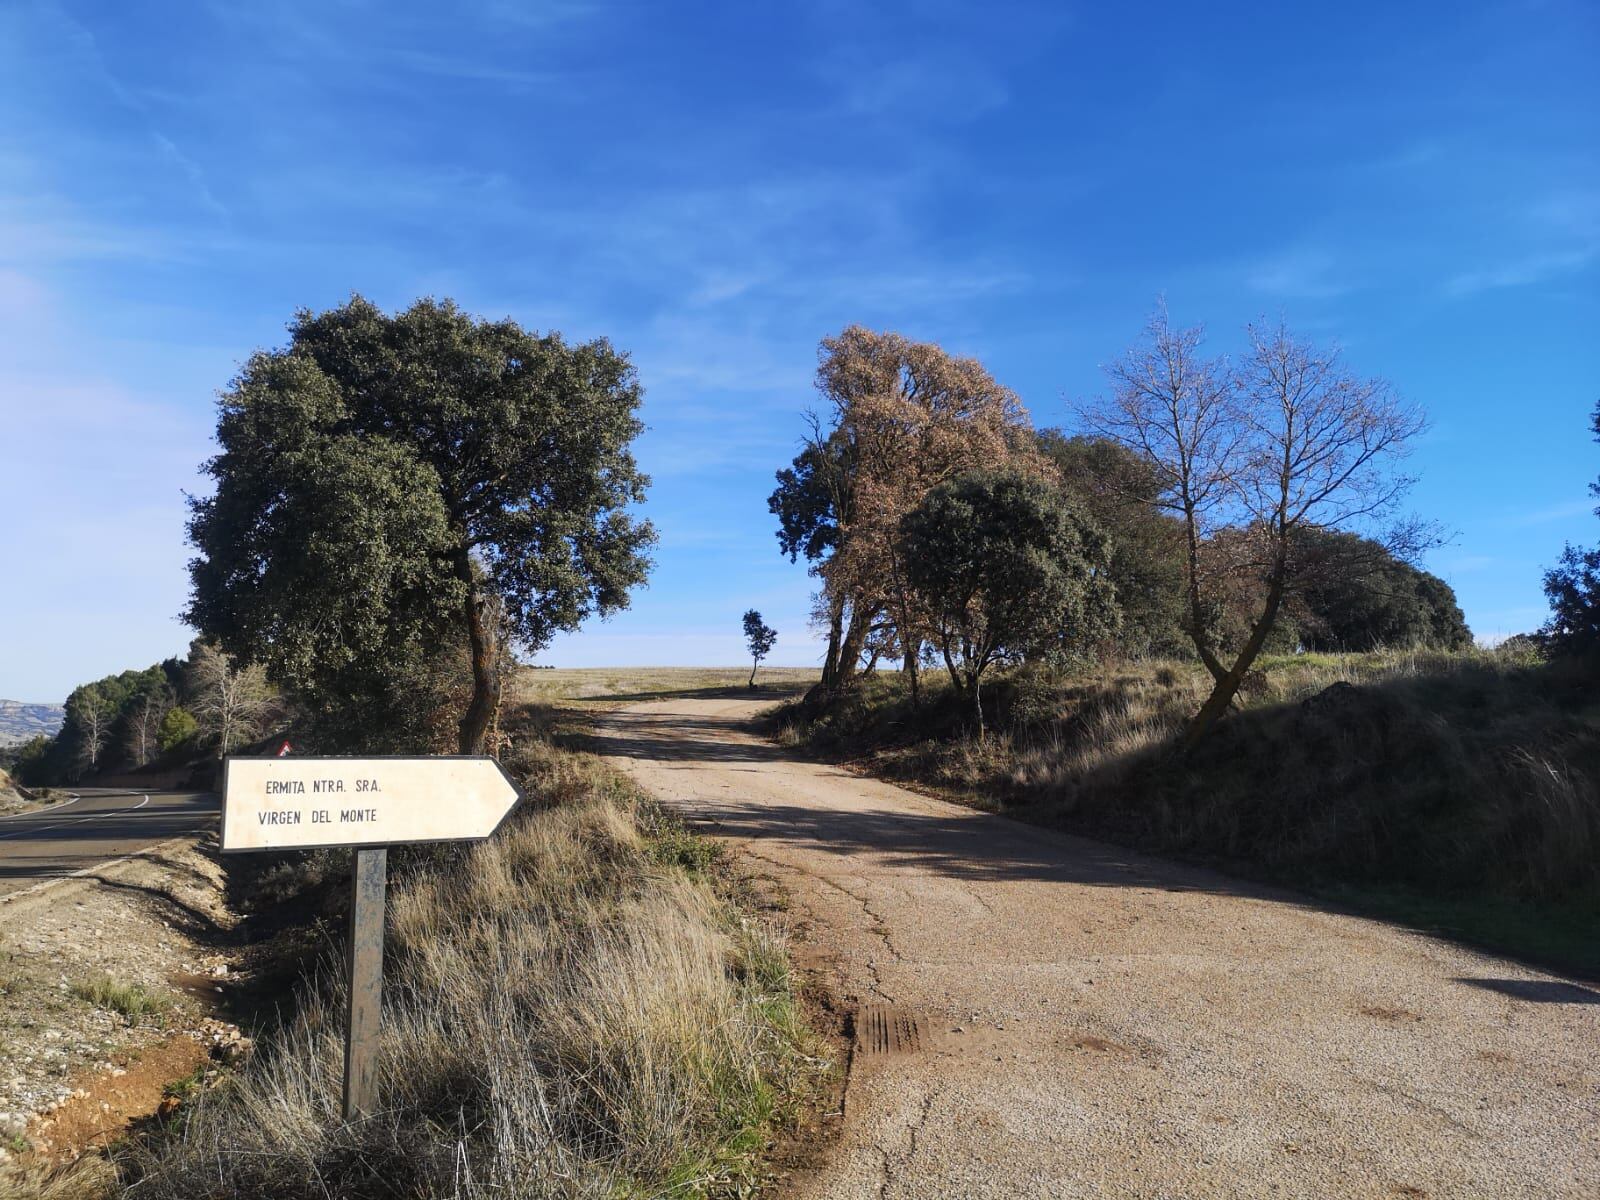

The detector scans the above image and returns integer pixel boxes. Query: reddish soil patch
[1359,1004,1423,1023]
[27,1035,211,1161]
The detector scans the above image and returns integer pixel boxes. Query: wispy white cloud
[1446,188,1600,296]
[30,2,231,224]
[825,50,1010,123]
[1440,554,1498,573]
[1246,247,1352,299]
[1495,498,1597,527]
[1446,246,1597,296]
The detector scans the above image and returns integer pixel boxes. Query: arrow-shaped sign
[219,752,524,1120]
[221,755,521,853]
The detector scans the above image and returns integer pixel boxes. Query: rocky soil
[0,838,244,1169]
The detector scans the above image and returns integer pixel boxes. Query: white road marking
[0,792,81,821]
[0,834,203,906]
[0,792,168,841]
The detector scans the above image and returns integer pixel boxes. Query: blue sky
[1,0,1596,702]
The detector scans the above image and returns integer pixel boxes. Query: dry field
[516,666,820,710]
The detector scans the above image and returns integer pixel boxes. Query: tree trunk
[835,603,872,688]
[748,658,759,688]
[902,639,921,708]
[971,674,985,741]
[457,570,500,755]
[1184,565,1288,750]
[819,597,844,690]
[1181,502,1228,684]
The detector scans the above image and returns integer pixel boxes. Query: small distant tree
[900,468,1117,738]
[158,706,199,755]
[189,642,272,759]
[742,610,778,687]
[1086,306,1429,747]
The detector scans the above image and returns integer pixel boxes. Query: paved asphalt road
[0,789,217,899]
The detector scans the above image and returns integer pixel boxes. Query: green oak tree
[899,468,1118,737]
[186,296,656,753]
[1293,529,1471,652]
[1036,431,1189,657]
[158,706,199,755]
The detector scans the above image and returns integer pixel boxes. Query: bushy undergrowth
[778,649,1600,964]
[111,720,814,1199]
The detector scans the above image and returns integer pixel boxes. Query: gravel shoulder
[597,697,1600,1200]
[0,836,242,1168]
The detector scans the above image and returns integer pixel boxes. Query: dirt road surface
[597,697,1599,1199]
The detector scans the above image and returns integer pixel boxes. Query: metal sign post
[220,755,521,1120]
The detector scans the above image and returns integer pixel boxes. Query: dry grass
[68,977,171,1027]
[515,666,819,711]
[12,714,817,1200]
[777,647,1600,969]
[0,1159,114,1200]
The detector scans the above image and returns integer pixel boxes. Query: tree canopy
[1084,306,1430,745]
[770,325,1047,696]
[1037,431,1188,657]
[900,468,1117,735]
[742,609,778,686]
[1294,529,1471,652]
[186,296,655,752]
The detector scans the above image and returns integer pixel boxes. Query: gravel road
[597,696,1599,1199]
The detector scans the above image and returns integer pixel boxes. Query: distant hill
[0,700,64,747]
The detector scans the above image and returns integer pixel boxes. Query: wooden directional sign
[219,753,522,1120]
[220,755,521,853]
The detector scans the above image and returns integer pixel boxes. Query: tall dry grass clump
[120,745,811,1199]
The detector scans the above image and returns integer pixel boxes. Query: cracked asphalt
[596,697,1600,1199]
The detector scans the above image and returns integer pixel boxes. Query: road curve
[0,789,217,899]
[596,696,1600,1200]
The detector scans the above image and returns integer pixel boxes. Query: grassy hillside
[775,649,1600,974]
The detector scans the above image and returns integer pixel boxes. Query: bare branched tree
[189,642,273,759]
[71,686,114,774]
[1089,302,1241,685]
[126,685,173,768]
[1086,307,1430,747]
